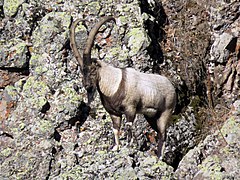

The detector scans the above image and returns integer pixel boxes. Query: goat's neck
[97,62,122,97]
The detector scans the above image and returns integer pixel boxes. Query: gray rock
[0,38,29,68]
[175,112,240,179]
[3,0,25,17]
[210,32,235,64]
[31,11,71,55]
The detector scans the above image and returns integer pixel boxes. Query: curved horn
[83,16,115,63]
[70,19,84,71]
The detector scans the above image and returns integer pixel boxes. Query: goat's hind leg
[111,114,122,151]
[156,110,172,159]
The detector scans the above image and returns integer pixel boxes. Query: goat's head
[82,59,101,104]
[70,16,115,104]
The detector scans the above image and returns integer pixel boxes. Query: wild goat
[70,16,176,158]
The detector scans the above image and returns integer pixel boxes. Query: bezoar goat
[70,16,176,159]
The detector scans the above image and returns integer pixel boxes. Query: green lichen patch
[0,149,51,179]
[0,147,13,157]
[220,117,240,145]
[31,119,53,136]
[39,119,53,133]
[29,54,41,68]
[118,16,128,26]
[32,12,71,53]
[127,27,150,56]
[60,165,83,179]
[84,1,101,15]
[61,85,82,104]
[3,0,25,17]
[139,156,174,178]
[23,77,50,97]
[3,85,20,101]
[75,22,87,32]
[113,167,138,180]
[22,76,50,111]
[197,155,223,180]
[104,46,128,62]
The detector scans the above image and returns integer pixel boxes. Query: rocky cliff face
[0,0,239,179]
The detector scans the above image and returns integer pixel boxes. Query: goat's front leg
[125,108,136,144]
[111,114,122,151]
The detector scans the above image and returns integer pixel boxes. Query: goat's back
[124,68,176,114]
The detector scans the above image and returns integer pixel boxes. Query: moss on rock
[22,77,50,111]
[3,0,25,17]
[85,1,101,15]
[220,116,240,145]
[32,12,71,54]
[196,155,223,180]
[127,27,150,56]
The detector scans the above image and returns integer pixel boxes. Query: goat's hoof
[112,145,120,151]
[158,156,163,161]
[125,122,133,127]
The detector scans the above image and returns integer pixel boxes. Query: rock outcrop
[0,0,239,179]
